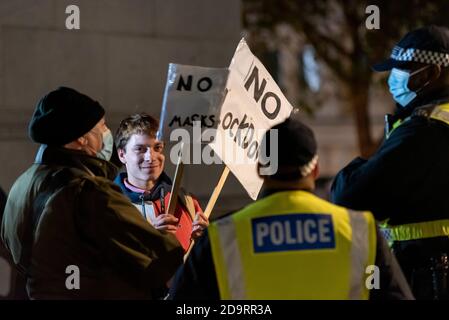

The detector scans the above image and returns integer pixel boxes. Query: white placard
[209,39,293,200]
[158,63,229,142]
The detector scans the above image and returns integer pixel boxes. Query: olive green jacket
[1,146,183,299]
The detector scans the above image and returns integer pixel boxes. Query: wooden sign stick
[203,165,230,219]
[167,143,185,216]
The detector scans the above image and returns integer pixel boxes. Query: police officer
[170,116,412,300]
[331,25,449,300]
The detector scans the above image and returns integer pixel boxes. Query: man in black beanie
[170,116,413,300]
[1,87,183,299]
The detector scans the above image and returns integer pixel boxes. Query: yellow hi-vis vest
[208,190,377,300]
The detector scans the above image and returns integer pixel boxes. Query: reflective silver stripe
[431,108,449,125]
[215,216,246,299]
[390,46,449,67]
[347,210,369,300]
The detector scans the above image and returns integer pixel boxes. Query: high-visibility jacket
[208,190,377,300]
[383,103,449,242]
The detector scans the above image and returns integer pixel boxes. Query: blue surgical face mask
[388,66,431,107]
[97,129,113,161]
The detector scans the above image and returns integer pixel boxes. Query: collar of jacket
[35,144,118,180]
[258,186,314,199]
[394,87,449,121]
[114,171,173,203]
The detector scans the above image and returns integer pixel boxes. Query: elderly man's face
[118,133,165,188]
[83,117,108,156]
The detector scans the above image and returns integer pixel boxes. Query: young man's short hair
[115,113,159,150]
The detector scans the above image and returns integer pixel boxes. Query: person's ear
[428,64,441,83]
[77,135,88,146]
[117,148,127,164]
[411,64,441,90]
[312,162,320,180]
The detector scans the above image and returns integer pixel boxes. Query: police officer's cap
[373,25,449,72]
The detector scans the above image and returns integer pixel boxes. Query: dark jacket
[331,89,449,225]
[0,187,6,217]
[1,145,183,299]
[115,171,172,205]
[114,171,202,299]
[169,190,413,300]
[331,89,449,299]
[114,171,200,221]
[1,185,28,299]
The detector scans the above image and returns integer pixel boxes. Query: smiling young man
[114,113,208,254]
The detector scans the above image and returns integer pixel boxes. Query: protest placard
[158,63,229,217]
[209,39,293,200]
[158,63,229,142]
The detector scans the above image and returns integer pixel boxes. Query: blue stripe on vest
[251,214,336,253]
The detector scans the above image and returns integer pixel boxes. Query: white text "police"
[252,214,335,253]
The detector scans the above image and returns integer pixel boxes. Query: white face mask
[387,65,431,107]
[96,129,113,161]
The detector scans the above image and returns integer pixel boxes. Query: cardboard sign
[209,39,293,200]
[158,63,229,142]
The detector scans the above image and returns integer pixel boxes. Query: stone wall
[0,0,250,214]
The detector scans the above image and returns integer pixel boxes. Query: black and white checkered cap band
[391,46,449,66]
